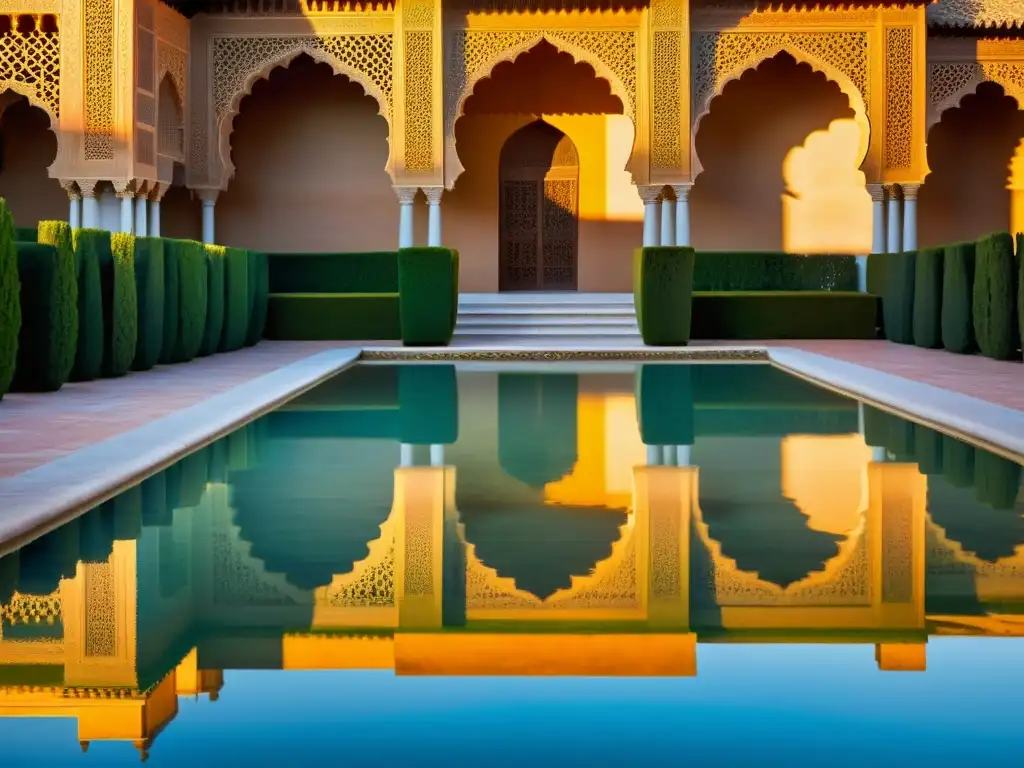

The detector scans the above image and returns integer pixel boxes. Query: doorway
[498,120,579,291]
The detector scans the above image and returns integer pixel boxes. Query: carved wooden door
[499,122,579,291]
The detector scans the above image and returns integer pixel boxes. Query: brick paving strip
[0,339,1019,483]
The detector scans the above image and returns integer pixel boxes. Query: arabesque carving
[444,28,637,184]
[84,564,116,658]
[692,30,870,177]
[929,61,1024,128]
[0,592,62,625]
[884,27,914,171]
[0,16,59,125]
[85,0,116,159]
[651,30,682,171]
[403,30,434,172]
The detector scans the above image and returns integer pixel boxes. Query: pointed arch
[216,46,393,188]
[157,73,185,161]
[691,45,870,181]
[445,31,637,188]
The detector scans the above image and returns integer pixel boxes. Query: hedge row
[693,251,858,292]
[1,214,269,397]
[268,251,398,294]
[879,231,1021,360]
[634,246,695,346]
[397,247,460,346]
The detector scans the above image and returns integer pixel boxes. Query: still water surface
[1,364,1022,765]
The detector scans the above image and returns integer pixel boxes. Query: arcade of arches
[1,1,1024,291]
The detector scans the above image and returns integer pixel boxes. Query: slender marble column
[400,443,414,468]
[79,181,99,229]
[424,187,443,247]
[902,183,920,252]
[885,184,902,255]
[134,188,149,237]
[61,181,81,230]
[660,195,675,246]
[863,183,886,292]
[114,181,134,234]
[395,186,417,249]
[149,185,164,237]
[638,186,661,246]
[200,189,219,244]
[672,183,692,246]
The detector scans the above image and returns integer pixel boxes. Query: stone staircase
[454,293,639,341]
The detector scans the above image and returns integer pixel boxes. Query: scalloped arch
[691,47,870,181]
[445,32,636,189]
[0,81,61,164]
[928,73,1024,132]
[216,46,393,189]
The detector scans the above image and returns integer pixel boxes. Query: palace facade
[0,0,1023,291]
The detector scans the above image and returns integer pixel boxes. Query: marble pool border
[0,342,1021,556]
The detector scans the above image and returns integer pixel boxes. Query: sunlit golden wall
[0,98,66,228]
[692,53,872,254]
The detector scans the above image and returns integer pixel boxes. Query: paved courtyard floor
[0,338,1019,480]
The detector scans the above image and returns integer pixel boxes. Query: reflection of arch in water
[498,373,579,487]
[927,473,1024,565]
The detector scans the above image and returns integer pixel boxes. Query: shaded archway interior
[692,52,871,254]
[217,53,394,253]
[448,40,640,292]
[0,95,64,229]
[919,82,1024,247]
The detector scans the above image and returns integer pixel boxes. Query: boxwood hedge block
[912,246,943,349]
[398,364,458,444]
[690,292,877,340]
[634,246,694,346]
[12,242,76,392]
[169,240,208,363]
[0,200,20,400]
[69,229,106,382]
[637,364,694,446]
[14,227,36,243]
[398,247,459,346]
[131,237,164,371]
[867,252,888,338]
[245,250,269,347]
[199,244,226,357]
[974,449,1022,510]
[942,436,976,488]
[941,241,976,354]
[973,232,1020,361]
[693,251,857,291]
[883,250,916,344]
[268,251,398,293]
[220,247,249,352]
[103,233,138,378]
[265,293,400,340]
[160,238,180,364]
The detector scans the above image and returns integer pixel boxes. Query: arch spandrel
[690,32,872,180]
[444,28,639,188]
[928,62,1024,131]
[211,35,395,189]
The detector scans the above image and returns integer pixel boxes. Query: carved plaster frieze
[928,60,1024,127]
[0,21,59,122]
[928,0,1024,29]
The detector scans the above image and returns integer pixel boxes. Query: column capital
[422,186,443,205]
[866,183,886,203]
[134,180,149,199]
[112,179,135,199]
[394,186,418,205]
[59,179,81,201]
[75,180,99,198]
[901,183,921,202]
[671,183,693,202]
[149,183,167,202]
[637,184,663,204]
[197,188,219,205]
[883,183,901,199]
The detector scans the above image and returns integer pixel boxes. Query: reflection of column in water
[637,365,694,468]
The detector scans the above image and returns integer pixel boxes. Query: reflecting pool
[1,363,1023,765]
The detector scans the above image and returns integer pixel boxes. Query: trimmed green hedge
[268,251,398,293]
[637,364,694,446]
[160,237,180,365]
[168,240,208,363]
[693,251,858,291]
[883,250,916,344]
[0,200,20,400]
[220,247,249,353]
[941,241,976,354]
[397,365,459,444]
[104,233,138,378]
[973,231,1020,361]
[69,229,105,381]
[634,246,694,346]
[690,291,876,340]
[131,237,164,371]
[245,251,269,347]
[199,244,226,357]
[398,247,459,346]
[14,227,36,243]
[265,293,400,340]
[12,242,76,391]
[912,246,943,349]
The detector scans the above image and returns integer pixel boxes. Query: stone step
[458,292,634,307]
[458,304,635,315]
[458,312,636,325]
[454,324,641,337]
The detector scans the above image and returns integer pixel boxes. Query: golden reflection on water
[0,367,1022,755]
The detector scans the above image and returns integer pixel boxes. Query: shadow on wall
[218,53,395,253]
[919,82,1024,247]
[692,52,872,254]
[0,96,65,227]
[448,41,641,292]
